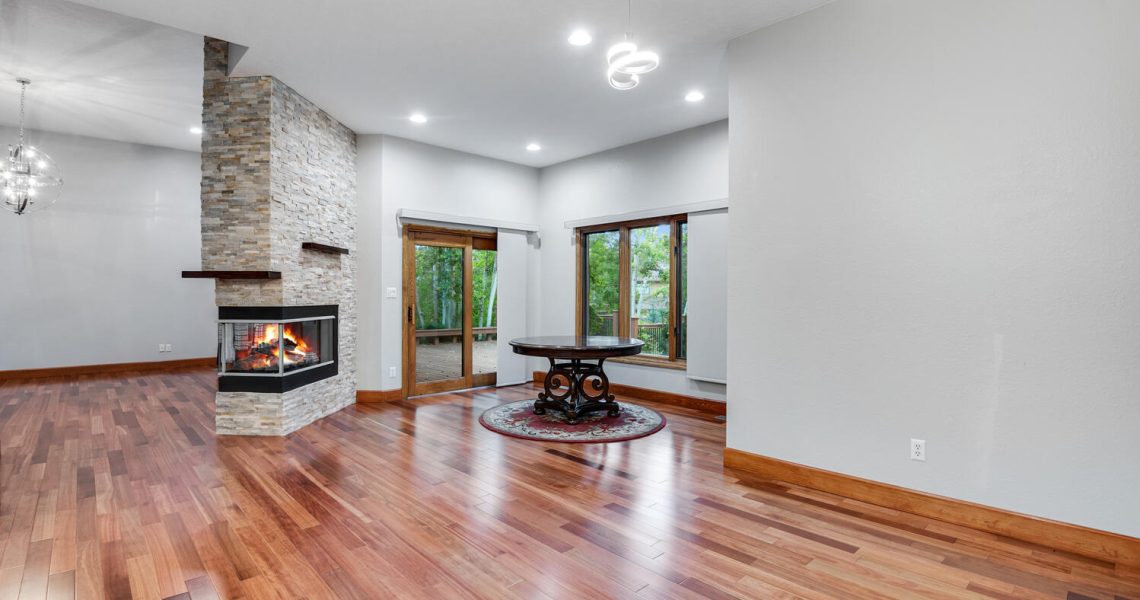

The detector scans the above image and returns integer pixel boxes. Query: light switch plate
[386,287,397,299]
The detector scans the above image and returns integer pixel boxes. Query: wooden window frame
[575,214,687,370]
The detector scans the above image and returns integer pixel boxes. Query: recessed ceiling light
[409,113,428,124]
[189,126,203,134]
[684,90,705,102]
[568,29,592,46]
[526,143,542,152]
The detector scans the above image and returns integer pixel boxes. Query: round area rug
[479,400,666,443]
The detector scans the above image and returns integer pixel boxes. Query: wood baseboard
[0,357,215,381]
[532,370,726,415]
[723,447,1140,568]
[356,389,403,403]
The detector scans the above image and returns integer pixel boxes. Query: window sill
[609,356,687,371]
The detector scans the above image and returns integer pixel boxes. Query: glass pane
[221,320,328,373]
[584,230,619,336]
[472,248,497,375]
[224,322,281,373]
[415,244,464,383]
[630,224,671,357]
[283,320,327,371]
[678,222,688,360]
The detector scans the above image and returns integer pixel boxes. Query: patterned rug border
[479,400,667,444]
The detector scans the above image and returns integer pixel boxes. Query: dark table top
[509,336,644,359]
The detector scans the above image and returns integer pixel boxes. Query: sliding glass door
[402,226,497,396]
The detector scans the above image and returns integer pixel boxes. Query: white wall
[0,127,213,370]
[727,0,1140,536]
[537,121,729,400]
[356,135,540,390]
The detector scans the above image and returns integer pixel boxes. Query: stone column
[201,37,358,435]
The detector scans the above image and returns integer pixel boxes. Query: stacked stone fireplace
[200,38,357,435]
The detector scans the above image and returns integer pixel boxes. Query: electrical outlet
[166,344,173,352]
[910,438,926,461]
[388,366,397,378]
[158,343,164,353]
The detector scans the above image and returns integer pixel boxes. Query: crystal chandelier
[606,0,659,90]
[2,79,62,215]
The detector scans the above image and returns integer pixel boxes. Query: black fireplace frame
[217,305,338,393]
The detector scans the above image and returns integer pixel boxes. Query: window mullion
[576,230,585,336]
[669,219,680,360]
[618,226,631,338]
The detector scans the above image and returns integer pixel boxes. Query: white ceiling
[0,0,204,152]
[5,0,830,166]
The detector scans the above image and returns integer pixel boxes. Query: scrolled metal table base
[534,357,620,424]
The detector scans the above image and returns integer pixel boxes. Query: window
[629,224,670,356]
[471,244,498,375]
[584,230,620,336]
[577,215,687,367]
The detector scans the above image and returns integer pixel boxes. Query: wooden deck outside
[415,338,498,382]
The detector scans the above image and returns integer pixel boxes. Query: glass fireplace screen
[218,316,335,375]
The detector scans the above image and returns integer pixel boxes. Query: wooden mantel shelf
[181,271,282,280]
[301,242,349,255]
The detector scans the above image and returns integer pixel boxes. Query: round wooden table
[509,336,644,423]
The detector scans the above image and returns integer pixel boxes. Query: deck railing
[591,313,670,355]
[632,320,668,356]
[416,327,497,343]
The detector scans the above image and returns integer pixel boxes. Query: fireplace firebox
[217,305,338,393]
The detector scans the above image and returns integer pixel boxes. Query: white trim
[397,208,540,233]
[563,198,728,229]
[687,374,727,385]
[217,315,336,325]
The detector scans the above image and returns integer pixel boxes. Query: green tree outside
[414,245,497,337]
[630,225,671,355]
[585,231,619,335]
[472,249,497,339]
[585,226,675,355]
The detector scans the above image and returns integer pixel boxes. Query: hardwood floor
[1,367,1138,599]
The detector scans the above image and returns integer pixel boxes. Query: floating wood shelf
[301,242,349,255]
[181,271,282,280]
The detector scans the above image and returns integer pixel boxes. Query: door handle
[408,305,413,323]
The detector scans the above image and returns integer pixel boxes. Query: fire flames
[234,323,318,371]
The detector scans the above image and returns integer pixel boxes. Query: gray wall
[355,126,730,397]
[0,126,213,369]
[355,135,540,391]
[727,0,1140,536]
[537,121,729,400]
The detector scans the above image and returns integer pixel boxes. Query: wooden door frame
[402,224,498,398]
